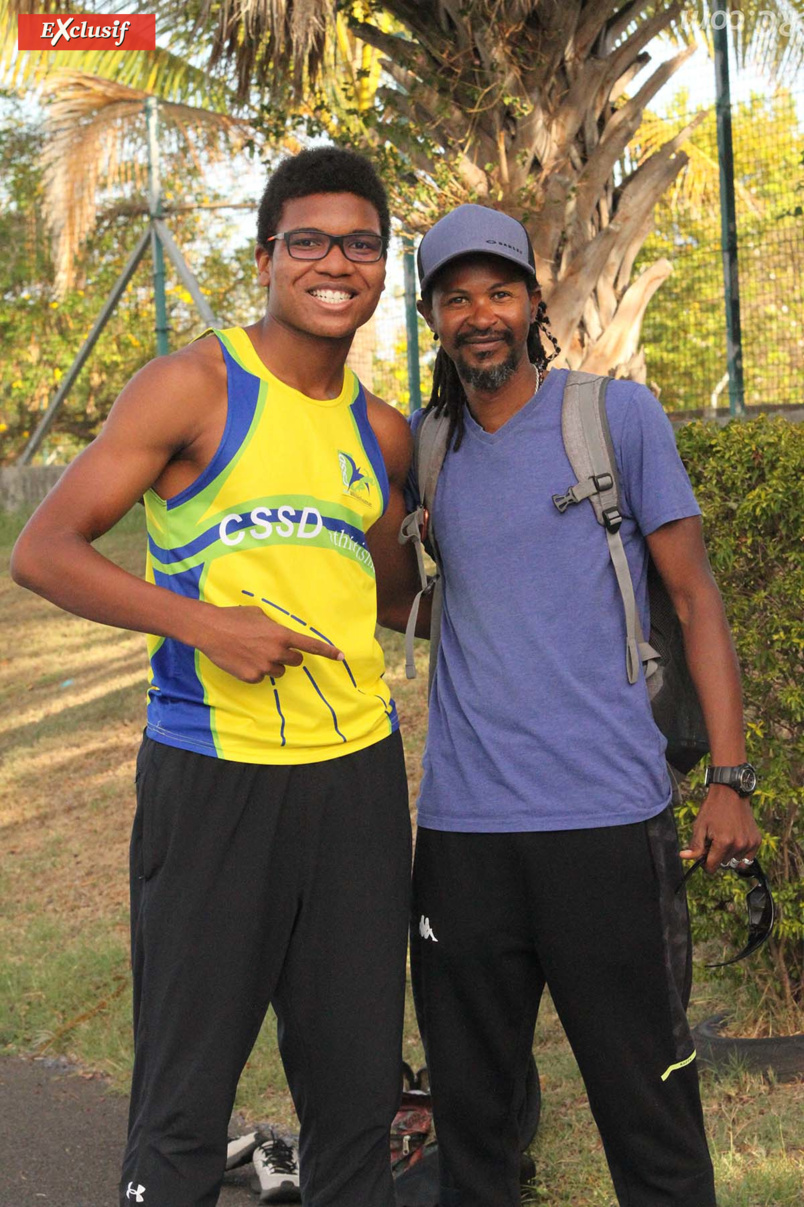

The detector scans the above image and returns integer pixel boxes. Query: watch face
[739,766,757,794]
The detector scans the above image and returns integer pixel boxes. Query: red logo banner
[18,14,156,51]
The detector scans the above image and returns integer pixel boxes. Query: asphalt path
[0,1056,259,1206]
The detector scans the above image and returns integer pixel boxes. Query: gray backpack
[398,370,709,778]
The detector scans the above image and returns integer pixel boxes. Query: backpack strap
[553,371,660,686]
[398,507,431,679]
[416,409,452,532]
[398,410,451,683]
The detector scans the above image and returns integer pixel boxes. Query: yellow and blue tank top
[143,327,398,764]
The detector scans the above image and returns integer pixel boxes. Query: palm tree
[36,71,251,293]
[0,2,397,453]
[0,1,392,288]
[328,0,804,377]
[3,0,803,377]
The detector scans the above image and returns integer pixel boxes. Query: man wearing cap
[394,204,761,1207]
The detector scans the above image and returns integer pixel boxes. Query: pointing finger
[286,631,344,660]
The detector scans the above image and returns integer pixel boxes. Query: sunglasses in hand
[677,854,775,967]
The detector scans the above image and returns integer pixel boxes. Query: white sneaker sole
[226,1129,264,1170]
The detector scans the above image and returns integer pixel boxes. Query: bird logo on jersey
[338,451,372,502]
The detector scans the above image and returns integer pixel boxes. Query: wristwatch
[704,763,758,797]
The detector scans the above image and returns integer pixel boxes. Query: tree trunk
[350,1,704,380]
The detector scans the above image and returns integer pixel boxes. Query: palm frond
[197,0,334,100]
[40,71,252,292]
[334,8,387,113]
[629,107,763,215]
[667,0,804,78]
[6,47,232,108]
[0,0,240,109]
[5,0,804,102]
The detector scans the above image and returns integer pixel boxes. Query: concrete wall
[0,466,66,513]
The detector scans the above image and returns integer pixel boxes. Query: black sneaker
[252,1128,301,1203]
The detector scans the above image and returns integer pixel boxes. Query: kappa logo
[126,1184,146,1203]
[419,915,438,942]
[338,451,371,501]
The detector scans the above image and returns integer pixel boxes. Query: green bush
[675,416,804,1025]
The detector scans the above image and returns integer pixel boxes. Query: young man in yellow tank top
[12,148,420,1207]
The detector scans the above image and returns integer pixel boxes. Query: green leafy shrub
[675,416,804,1026]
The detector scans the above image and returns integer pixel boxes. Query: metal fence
[358,80,804,418]
[344,240,431,414]
[7,69,802,469]
[639,79,804,414]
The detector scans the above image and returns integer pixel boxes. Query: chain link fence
[640,80,804,415]
[8,70,802,469]
[358,80,803,419]
[344,238,433,414]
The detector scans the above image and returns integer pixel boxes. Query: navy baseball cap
[417,204,536,295]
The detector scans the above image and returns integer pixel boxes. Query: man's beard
[455,341,519,392]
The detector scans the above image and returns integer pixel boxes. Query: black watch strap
[704,763,758,797]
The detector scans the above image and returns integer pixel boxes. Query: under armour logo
[419,915,438,942]
[126,1184,145,1203]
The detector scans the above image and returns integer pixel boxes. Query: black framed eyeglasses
[267,229,387,263]
[677,855,775,967]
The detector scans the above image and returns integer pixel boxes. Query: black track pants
[120,731,411,1207]
[411,810,716,1207]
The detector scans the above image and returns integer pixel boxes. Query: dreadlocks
[425,297,560,452]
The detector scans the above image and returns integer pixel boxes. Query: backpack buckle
[399,507,428,547]
[593,473,613,493]
[419,507,430,544]
[552,490,573,513]
[602,506,622,533]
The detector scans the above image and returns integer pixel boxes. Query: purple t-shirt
[412,369,701,832]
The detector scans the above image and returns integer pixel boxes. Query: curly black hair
[424,284,560,452]
[256,147,391,251]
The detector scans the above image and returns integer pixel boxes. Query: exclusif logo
[18,14,156,51]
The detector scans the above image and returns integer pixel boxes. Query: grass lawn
[1,509,802,1205]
